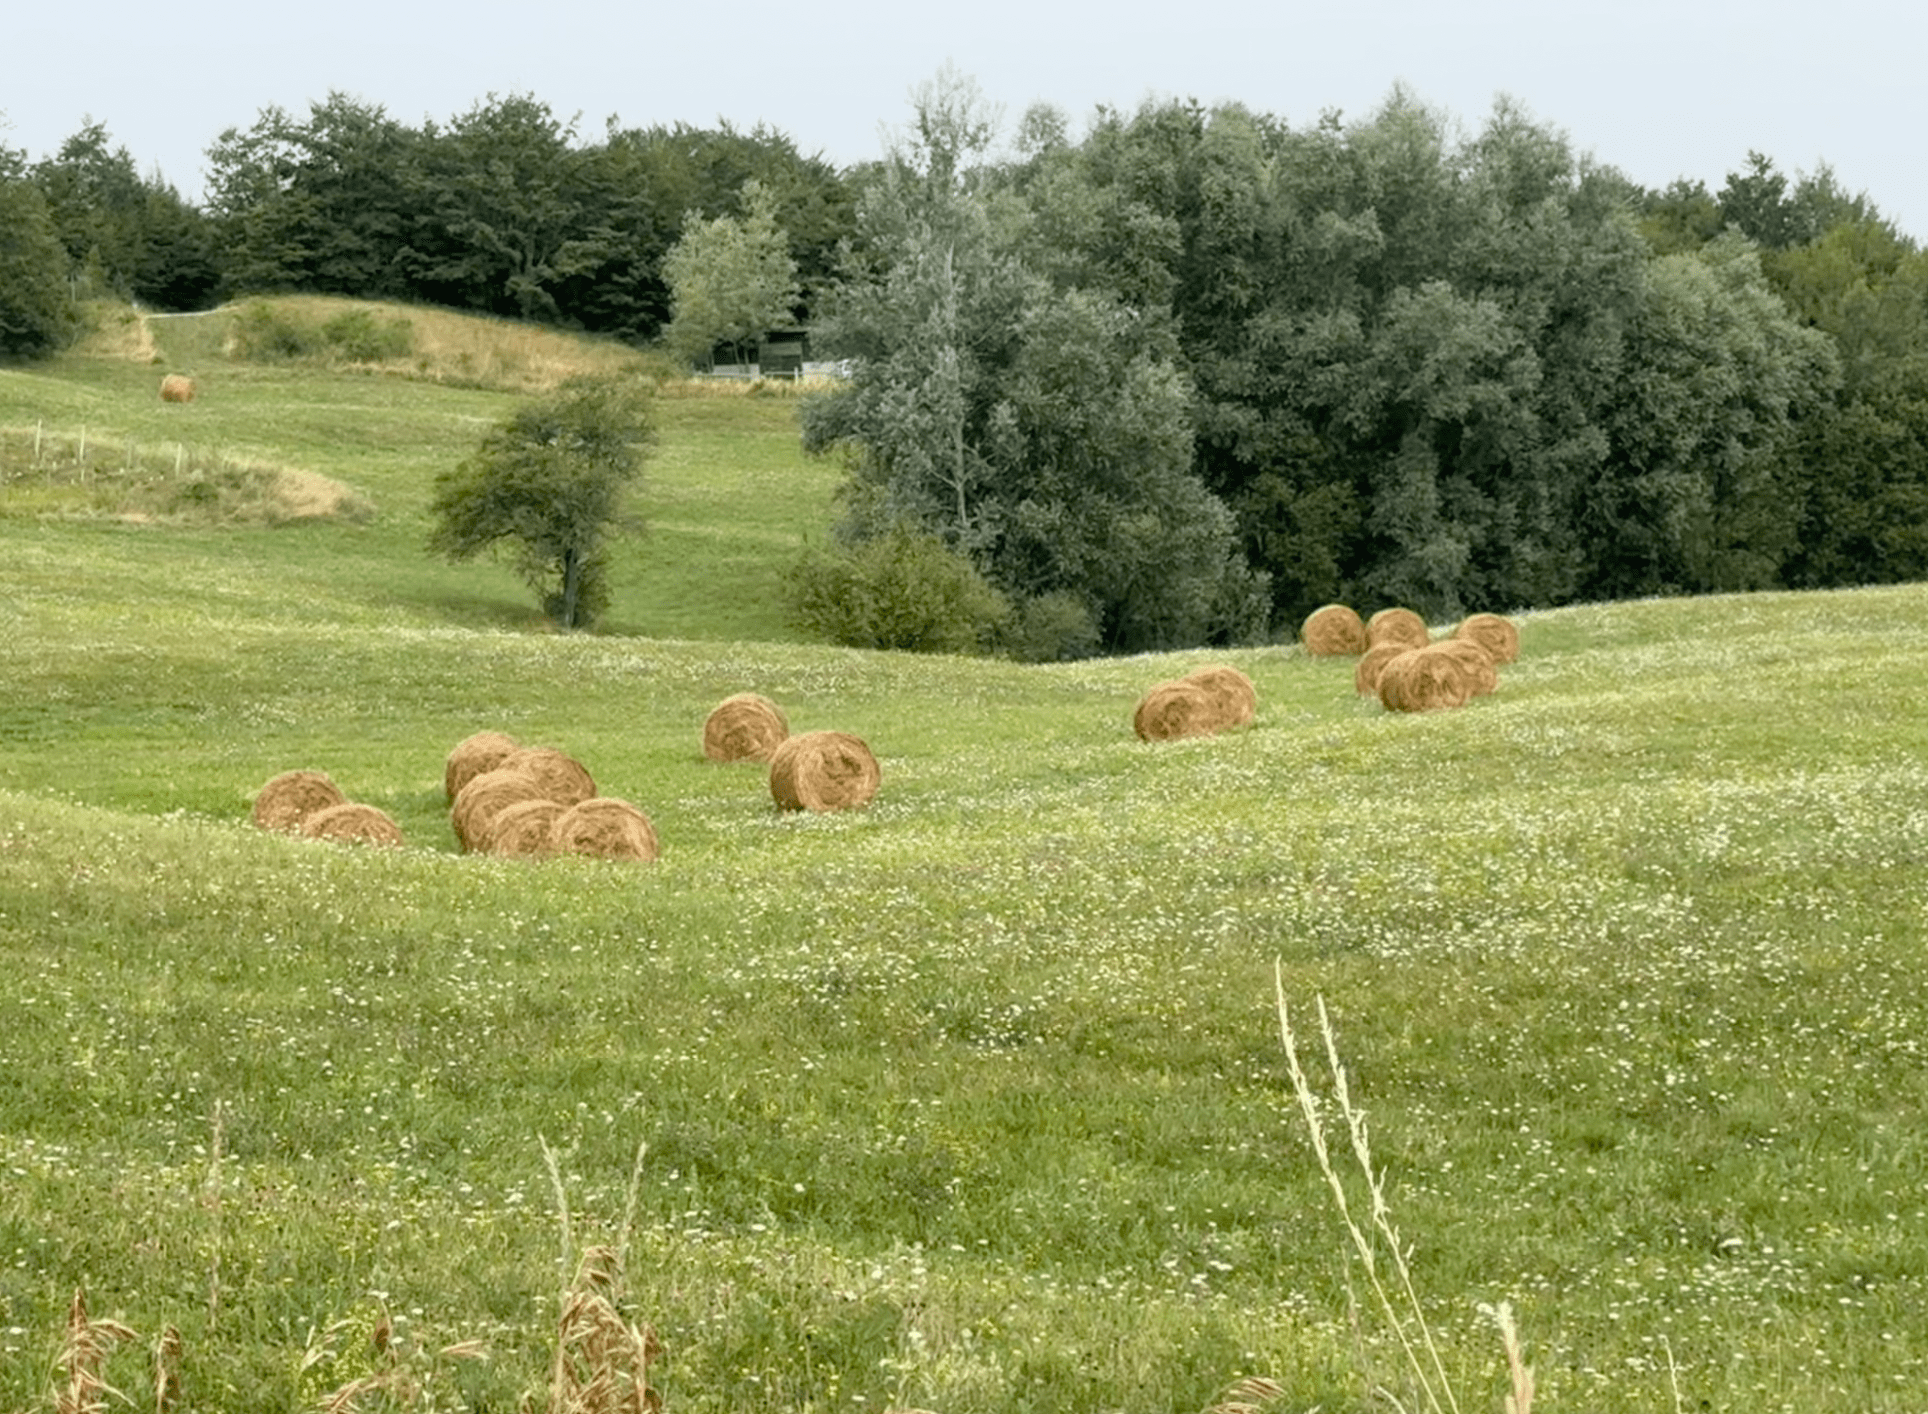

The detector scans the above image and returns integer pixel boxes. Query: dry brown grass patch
[299,802,405,846]
[1301,603,1368,657]
[1366,607,1431,651]
[251,770,347,833]
[702,692,790,763]
[445,730,520,803]
[1455,611,1521,664]
[550,798,660,863]
[769,731,881,812]
[1133,679,1220,741]
[1183,664,1257,727]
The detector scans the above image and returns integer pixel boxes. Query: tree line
[4,81,1926,650]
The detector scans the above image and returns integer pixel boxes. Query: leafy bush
[227,300,317,360]
[319,308,413,362]
[786,528,1011,654]
[999,590,1102,662]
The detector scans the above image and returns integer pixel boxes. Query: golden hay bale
[1133,679,1220,742]
[1377,646,1475,713]
[299,801,404,846]
[251,769,347,832]
[1353,642,1414,696]
[1427,637,1499,697]
[1184,664,1257,727]
[487,798,568,858]
[702,693,790,763]
[450,768,550,853]
[444,730,519,803]
[1455,611,1520,665]
[769,730,881,812]
[159,374,196,403]
[500,746,596,806]
[550,797,660,863]
[1300,603,1367,657]
[1366,607,1432,651]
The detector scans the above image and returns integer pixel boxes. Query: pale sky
[4,0,1923,242]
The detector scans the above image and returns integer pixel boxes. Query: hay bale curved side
[252,770,347,832]
[1366,607,1431,652]
[1133,680,1220,741]
[1353,642,1413,696]
[1301,604,1368,657]
[703,693,790,763]
[487,798,568,858]
[445,730,519,804]
[1427,637,1499,697]
[550,797,660,862]
[299,802,404,846]
[451,768,551,853]
[1183,664,1257,727]
[769,731,881,812]
[500,747,596,806]
[1454,612,1520,664]
[1378,647,1474,713]
[159,374,196,403]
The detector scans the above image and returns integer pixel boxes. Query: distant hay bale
[1377,646,1475,713]
[1455,612,1520,664]
[159,374,196,403]
[1366,607,1431,652]
[500,746,596,806]
[550,797,660,862]
[1133,680,1220,742]
[487,798,567,858]
[1427,637,1500,697]
[1301,604,1367,657]
[769,730,881,812]
[703,693,790,763]
[1354,642,1413,696]
[451,768,550,852]
[1184,664,1257,728]
[444,730,519,804]
[251,769,347,832]
[299,801,404,846]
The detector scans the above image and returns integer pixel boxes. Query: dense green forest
[4,81,1926,643]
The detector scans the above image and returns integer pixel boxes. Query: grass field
[3,303,1928,1413]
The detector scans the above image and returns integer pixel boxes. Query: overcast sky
[5,0,1923,242]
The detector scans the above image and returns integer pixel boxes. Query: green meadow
[3,303,1928,1413]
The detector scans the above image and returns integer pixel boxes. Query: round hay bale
[1353,642,1413,696]
[769,730,881,812]
[1427,637,1499,697]
[1377,647,1474,713]
[1301,604,1367,657]
[550,797,660,862]
[251,769,347,833]
[1133,680,1220,742]
[159,374,196,403]
[1184,664,1257,727]
[487,798,568,858]
[500,747,596,806]
[703,693,790,763]
[1366,607,1431,652]
[451,768,550,853]
[444,730,519,803]
[299,801,404,846]
[1454,612,1520,665]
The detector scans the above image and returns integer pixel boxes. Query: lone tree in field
[428,375,654,629]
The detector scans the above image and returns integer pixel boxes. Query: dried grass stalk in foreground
[56,1288,136,1414]
[1275,973,1534,1414]
[541,1138,661,1414]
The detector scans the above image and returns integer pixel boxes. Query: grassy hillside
[3,308,1928,1413]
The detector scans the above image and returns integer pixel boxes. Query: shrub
[319,309,414,362]
[785,528,1010,655]
[999,590,1102,662]
[226,300,316,360]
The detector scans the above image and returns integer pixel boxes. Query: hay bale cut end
[1134,680,1221,742]
[1366,607,1431,652]
[1377,646,1474,713]
[252,769,347,832]
[1301,604,1367,657]
[450,768,550,853]
[551,797,659,862]
[1184,664,1257,727]
[486,798,567,858]
[445,730,519,803]
[1455,612,1520,665]
[1354,642,1413,697]
[299,802,404,847]
[703,693,790,763]
[159,374,196,403]
[500,746,596,806]
[770,731,881,812]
